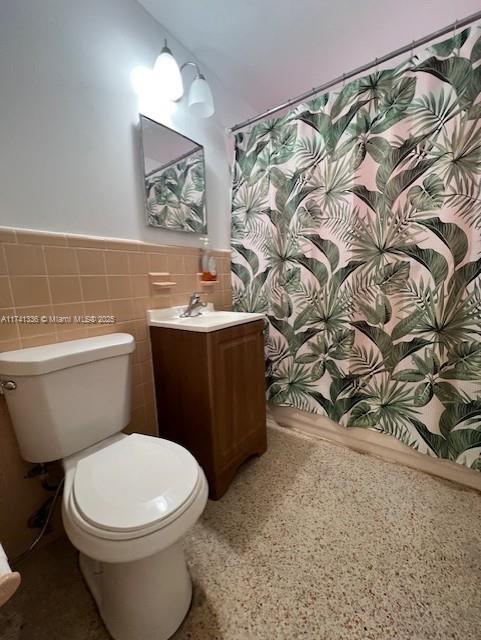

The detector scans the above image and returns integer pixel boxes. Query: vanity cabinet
[150,320,267,499]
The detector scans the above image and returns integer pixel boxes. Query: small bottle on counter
[200,236,217,282]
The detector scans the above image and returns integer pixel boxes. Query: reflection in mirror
[140,115,207,233]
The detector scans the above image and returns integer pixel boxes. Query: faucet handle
[192,292,207,309]
[180,292,207,318]
[192,292,207,305]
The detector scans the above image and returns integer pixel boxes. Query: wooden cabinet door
[151,320,267,499]
[150,326,215,476]
[209,320,266,474]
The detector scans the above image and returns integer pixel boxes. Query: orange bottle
[200,237,217,282]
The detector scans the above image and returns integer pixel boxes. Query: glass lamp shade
[188,75,215,118]
[154,44,184,101]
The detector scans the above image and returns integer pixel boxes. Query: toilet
[0,333,208,640]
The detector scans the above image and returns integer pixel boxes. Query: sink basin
[147,305,265,332]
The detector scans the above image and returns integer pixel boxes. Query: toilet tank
[0,334,135,462]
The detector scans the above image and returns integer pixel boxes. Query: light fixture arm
[160,39,172,55]
[180,61,204,80]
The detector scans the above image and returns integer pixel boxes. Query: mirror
[140,115,207,233]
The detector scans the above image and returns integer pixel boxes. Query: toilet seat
[68,434,201,541]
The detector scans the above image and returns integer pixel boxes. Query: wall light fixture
[153,40,215,118]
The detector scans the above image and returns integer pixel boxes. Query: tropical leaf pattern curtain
[231,26,481,471]
[146,148,207,233]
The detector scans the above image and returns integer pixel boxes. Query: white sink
[147,305,265,333]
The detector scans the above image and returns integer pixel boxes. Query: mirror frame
[139,114,208,234]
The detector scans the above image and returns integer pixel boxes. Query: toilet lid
[73,434,199,532]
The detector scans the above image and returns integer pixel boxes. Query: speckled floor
[1,425,480,640]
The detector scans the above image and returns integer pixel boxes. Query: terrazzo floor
[1,424,480,640]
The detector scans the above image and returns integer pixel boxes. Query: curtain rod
[229,10,481,133]
[145,145,202,178]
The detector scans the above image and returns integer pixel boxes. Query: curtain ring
[342,72,346,88]
[454,18,458,37]
[375,57,378,73]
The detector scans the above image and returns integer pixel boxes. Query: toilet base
[79,542,192,640]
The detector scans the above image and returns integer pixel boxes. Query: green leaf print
[416,217,468,266]
[231,25,481,472]
[414,56,473,100]
[408,175,445,210]
[430,29,470,57]
[413,382,434,407]
[376,261,410,294]
[396,246,448,286]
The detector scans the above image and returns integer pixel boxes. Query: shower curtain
[231,26,481,471]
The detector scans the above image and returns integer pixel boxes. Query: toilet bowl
[63,434,208,640]
[0,334,208,640]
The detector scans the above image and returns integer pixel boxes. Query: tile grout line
[2,244,20,345]
[40,243,57,344]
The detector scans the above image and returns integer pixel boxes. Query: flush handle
[0,380,17,393]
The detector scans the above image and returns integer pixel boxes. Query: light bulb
[153,41,184,101]
[188,75,215,118]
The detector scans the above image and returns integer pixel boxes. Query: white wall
[0,0,254,249]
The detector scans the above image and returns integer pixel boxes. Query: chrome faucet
[180,292,207,318]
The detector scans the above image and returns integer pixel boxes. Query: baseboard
[269,405,481,493]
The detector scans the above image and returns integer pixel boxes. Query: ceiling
[139,0,480,125]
